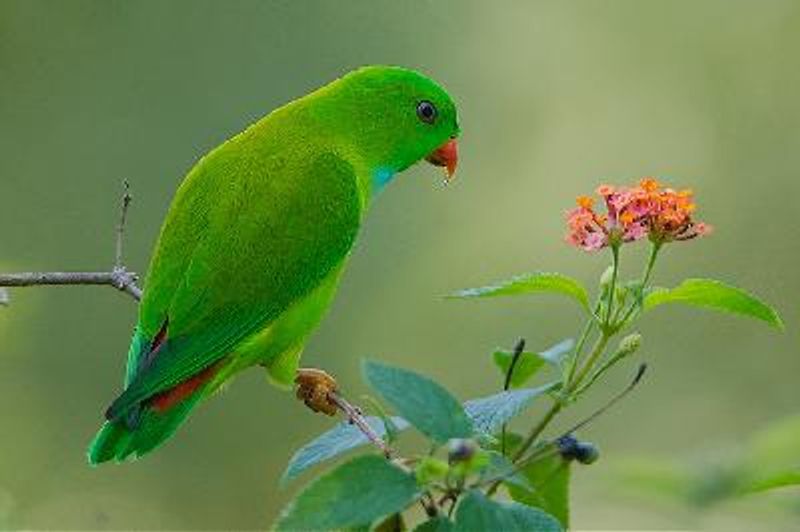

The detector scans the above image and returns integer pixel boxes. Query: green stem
[603,245,621,327]
[640,241,661,288]
[510,400,562,463]
[509,333,611,465]
[618,242,662,328]
[564,315,595,386]
[570,333,611,393]
[485,443,559,496]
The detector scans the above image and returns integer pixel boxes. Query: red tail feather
[149,363,221,413]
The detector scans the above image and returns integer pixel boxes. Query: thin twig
[115,180,133,269]
[328,391,393,458]
[563,363,647,435]
[0,182,142,303]
[328,390,440,517]
[485,363,648,496]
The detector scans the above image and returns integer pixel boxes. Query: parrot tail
[88,386,204,464]
[88,363,221,465]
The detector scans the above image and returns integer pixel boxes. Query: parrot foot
[295,368,339,416]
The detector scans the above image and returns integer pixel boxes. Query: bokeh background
[1,0,798,529]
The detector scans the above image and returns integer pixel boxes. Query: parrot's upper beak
[425,138,458,182]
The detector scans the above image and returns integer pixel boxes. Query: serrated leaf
[493,350,545,388]
[507,453,571,529]
[363,360,472,444]
[275,455,419,531]
[644,278,782,329]
[454,490,562,532]
[281,416,410,484]
[449,272,590,311]
[464,383,559,435]
[413,517,454,532]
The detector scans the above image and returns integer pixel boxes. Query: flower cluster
[566,178,711,252]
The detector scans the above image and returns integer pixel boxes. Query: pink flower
[565,178,711,251]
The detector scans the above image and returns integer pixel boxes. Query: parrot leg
[295,368,339,416]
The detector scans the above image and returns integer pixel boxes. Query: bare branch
[0,182,142,304]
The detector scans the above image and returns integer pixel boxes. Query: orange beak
[425,138,458,181]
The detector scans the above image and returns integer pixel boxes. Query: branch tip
[0,181,142,303]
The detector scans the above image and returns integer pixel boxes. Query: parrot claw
[295,368,339,416]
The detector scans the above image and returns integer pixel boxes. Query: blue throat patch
[372,167,396,195]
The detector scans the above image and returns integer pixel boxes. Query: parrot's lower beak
[425,138,458,182]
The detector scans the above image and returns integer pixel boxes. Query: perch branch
[328,391,394,458]
[0,181,142,304]
[330,393,442,517]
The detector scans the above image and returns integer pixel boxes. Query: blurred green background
[1,0,798,529]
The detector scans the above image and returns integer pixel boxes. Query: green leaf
[449,272,590,311]
[480,451,534,494]
[281,416,410,484]
[644,278,783,329]
[413,517,454,532]
[742,414,800,469]
[739,415,800,494]
[743,470,800,493]
[508,453,571,529]
[493,349,545,388]
[275,455,419,531]
[464,383,559,435]
[363,360,473,444]
[493,340,574,388]
[454,490,562,532]
[362,394,403,445]
[488,431,524,454]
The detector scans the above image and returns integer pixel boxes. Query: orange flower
[565,178,711,251]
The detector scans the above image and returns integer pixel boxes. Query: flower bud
[599,265,614,288]
[617,333,642,357]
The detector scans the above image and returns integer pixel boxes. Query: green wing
[106,144,362,422]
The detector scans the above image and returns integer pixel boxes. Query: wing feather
[106,148,361,421]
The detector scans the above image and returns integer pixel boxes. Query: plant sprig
[274,178,782,531]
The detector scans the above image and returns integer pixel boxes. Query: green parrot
[88,66,460,464]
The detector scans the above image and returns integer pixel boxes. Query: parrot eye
[416,100,437,124]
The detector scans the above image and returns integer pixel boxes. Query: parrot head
[321,66,460,189]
